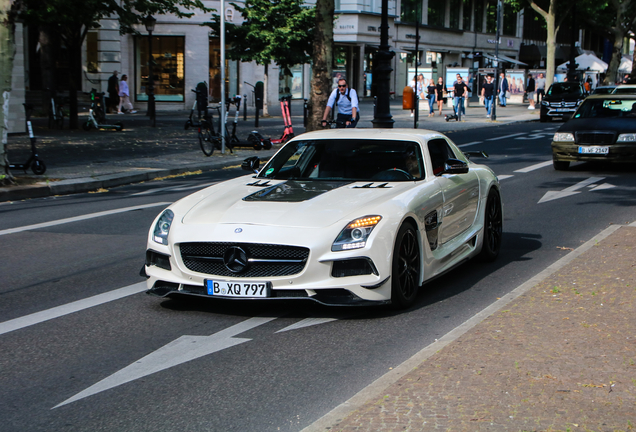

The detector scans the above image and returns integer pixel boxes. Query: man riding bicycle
[321,78,360,128]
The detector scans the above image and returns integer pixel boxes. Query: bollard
[243,94,247,121]
[374,96,377,118]
[303,99,308,127]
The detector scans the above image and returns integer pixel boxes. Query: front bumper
[541,106,577,118]
[552,141,636,163]
[145,279,391,306]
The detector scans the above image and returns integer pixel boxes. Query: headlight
[541,100,549,106]
[332,216,382,252]
[153,210,174,245]
[617,133,636,142]
[553,132,575,142]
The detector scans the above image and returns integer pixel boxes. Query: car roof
[290,128,449,143]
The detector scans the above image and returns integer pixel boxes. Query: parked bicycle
[47,89,65,130]
[186,84,232,156]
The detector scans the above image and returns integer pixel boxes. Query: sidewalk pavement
[305,223,636,431]
[1,98,537,202]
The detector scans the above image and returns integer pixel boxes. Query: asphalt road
[1,122,636,432]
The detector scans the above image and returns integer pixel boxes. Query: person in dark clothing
[453,76,469,121]
[481,75,495,118]
[426,79,436,116]
[107,70,120,114]
[498,72,509,107]
[435,77,445,116]
[526,74,536,109]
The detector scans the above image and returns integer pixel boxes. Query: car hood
[558,117,636,134]
[180,177,413,228]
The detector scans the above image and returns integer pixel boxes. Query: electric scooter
[270,98,294,144]
[9,104,46,175]
[82,89,124,131]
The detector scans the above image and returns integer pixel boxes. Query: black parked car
[551,94,636,170]
[540,82,586,122]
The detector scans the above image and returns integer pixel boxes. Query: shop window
[486,1,497,34]
[428,1,445,27]
[400,0,419,23]
[86,32,98,73]
[449,0,462,29]
[474,0,484,32]
[503,3,517,36]
[135,36,185,102]
[463,0,472,30]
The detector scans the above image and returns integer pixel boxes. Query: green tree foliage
[16,0,211,128]
[206,0,314,114]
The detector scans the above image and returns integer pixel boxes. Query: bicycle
[321,119,347,129]
[47,90,65,130]
[198,108,223,156]
[9,104,46,175]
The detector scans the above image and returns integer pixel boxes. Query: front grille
[180,242,309,277]
[575,132,616,145]
[548,101,578,108]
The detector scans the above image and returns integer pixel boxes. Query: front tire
[31,159,46,175]
[477,189,503,262]
[391,222,420,309]
[199,128,215,156]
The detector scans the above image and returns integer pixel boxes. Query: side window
[427,138,455,176]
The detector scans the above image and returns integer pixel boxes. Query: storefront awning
[484,53,527,66]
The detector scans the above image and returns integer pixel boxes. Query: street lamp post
[492,0,502,121]
[372,0,395,128]
[145,15,157,127]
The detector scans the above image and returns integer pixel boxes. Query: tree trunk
[263,63,269,117]
[307,0,333,132]
[67,40,82,129]
[1,0,15,184]
[39,27,58,107]
[531,0,558,88]
[605,28,625,85]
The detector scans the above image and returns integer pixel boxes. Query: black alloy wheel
[477,189,503,262]
[391,222,421,309]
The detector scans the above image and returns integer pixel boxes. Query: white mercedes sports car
[144,129,503,308]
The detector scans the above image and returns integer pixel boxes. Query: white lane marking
[276,317,338,333]
[0,282,147,336]
[497,175,514,181]
[300,223,626,432]
[457,141,483,148]
[515,132,552,140]
[0,202,170,236]
[538,177,605,204]
[513,160,552,173]
[486,132,526,141]
[171,181,218,191]
[590,183,616,191]
[53,316,279,408]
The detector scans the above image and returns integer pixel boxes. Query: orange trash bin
[402,86,414,110]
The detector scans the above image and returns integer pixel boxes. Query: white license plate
[578,146,609,155]
[206,280,270,298]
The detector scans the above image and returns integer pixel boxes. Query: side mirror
[443,158,469,175]
[242,156,260,173]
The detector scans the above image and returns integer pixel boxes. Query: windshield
[612,87,636,95]
[573,98,636,119]
[258,139,425,182]
[547,83,583,96]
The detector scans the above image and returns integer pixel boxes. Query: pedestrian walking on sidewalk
[107,70,119,114]
[481,74,495,118]
[426,79,436,116]
[453,76,469,121]
[498,72,509,107]
[526,74,536,110]
[436,77,445,116]
[536,73,546,104]
[117,75,137,114]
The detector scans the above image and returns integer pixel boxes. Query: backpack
[335,88,352,104]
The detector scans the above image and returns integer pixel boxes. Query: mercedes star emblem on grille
[223,246,249,273]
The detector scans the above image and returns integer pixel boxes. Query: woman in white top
[118,75,137,114]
